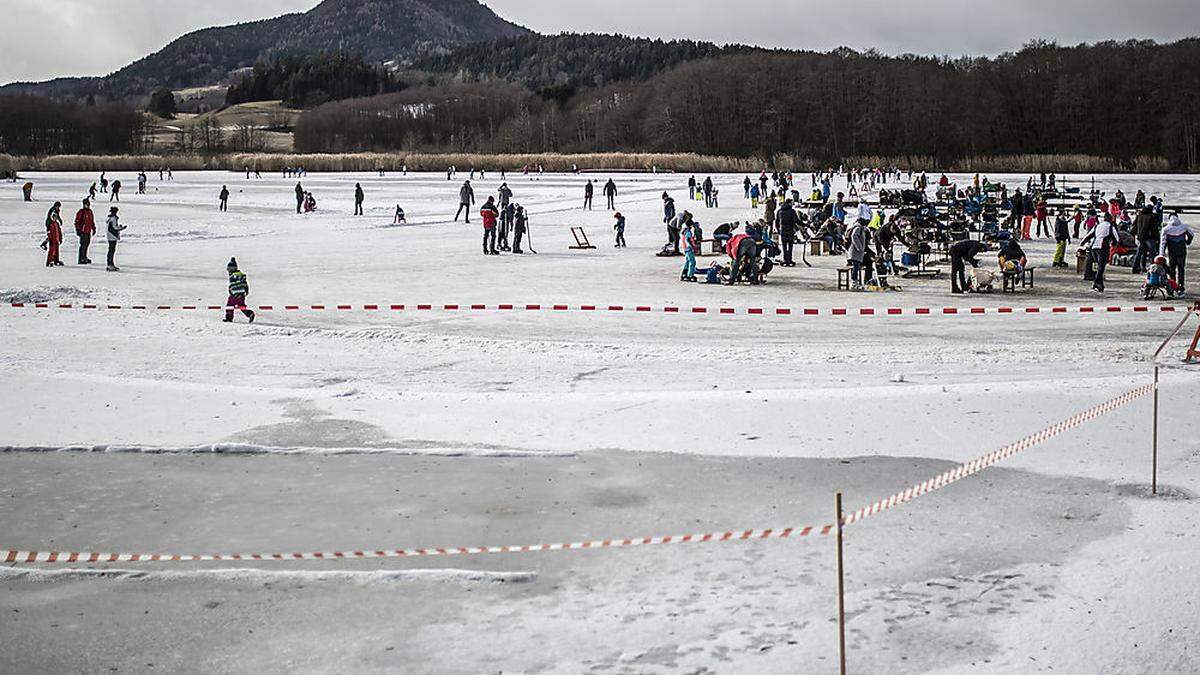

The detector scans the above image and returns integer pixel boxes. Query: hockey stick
[525,222,538,255]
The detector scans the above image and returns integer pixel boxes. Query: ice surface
[1,170,1198,672]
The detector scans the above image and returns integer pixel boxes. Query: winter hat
[227,258,239,272]
[1154,256,1167,266]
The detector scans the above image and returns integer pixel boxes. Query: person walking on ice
[455,181,475,223]
[105,207,125,271]
[295,182,305,214]
[584,180,594,210]
[354,183,365,216]
[223,258,256,323]
[604,179,618,210]
[219,185,230,212]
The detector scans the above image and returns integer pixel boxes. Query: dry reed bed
[0,152,1176,174]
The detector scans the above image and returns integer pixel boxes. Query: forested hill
[0,0,529,101]
[415,33,762,93]
[294,38,1200,170]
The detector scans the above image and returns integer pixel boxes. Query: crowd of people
[638,166,1195,297]
[14,166,1196,304]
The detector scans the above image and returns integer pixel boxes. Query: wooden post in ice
[1148,303,1200,496]
[835,492,847,675]
[1153,366,1160,495]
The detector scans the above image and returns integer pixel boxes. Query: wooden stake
[836,492,847,675]
[1153,366,1160,495]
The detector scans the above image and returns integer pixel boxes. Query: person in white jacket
[1080,213,1117,293]
[856,201,873,226]
[105,207,126,272]
[1160,213,1194,293]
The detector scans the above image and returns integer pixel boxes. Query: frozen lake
[0,170,1198,672]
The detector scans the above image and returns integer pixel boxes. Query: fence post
[836,492,847,675]
[1153,366,1160,495]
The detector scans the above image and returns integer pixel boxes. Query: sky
[4,0,1200,84]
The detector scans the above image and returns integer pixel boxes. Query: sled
[569,227,597,250]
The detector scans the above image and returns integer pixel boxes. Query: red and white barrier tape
[0,302,1188,317]
[842,382,1156,525]
[0,383,1154,565]
[2,525,834,565]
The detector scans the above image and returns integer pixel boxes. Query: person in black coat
[775,200,799,266]
[950,239,989,294]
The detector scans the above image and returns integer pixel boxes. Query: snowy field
[1,169,1199,673]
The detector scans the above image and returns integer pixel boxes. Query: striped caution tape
[2,525,835,565]
[841,382,1156,525]
[0,302,1188,316]
[0,383,1153,565]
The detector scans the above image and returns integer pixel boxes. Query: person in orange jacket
[44,202,64,267]
[74,198,96,264]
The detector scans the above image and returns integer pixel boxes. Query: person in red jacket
[1035,199,1049,239]
[44,202,64,267]
[74,198,96,264]
[480,196,500,255]
[724,230,758,285]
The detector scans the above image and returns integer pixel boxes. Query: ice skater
[105,207,125,271]
[604,179,618,210]
[223,258,256,323]
[584,180,594,210]
[613,212,626,248]
[681,220,698,282]
[512,205,528,254]
[354,183,365,216]
[295,182,305,214]
[480,196,500,255]
[393,205,406,225]
[219,185,230,212]
[43,202,64,267]
[74,199,95,265]
[455,181,475,222]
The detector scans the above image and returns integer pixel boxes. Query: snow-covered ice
[0,170,1198,672]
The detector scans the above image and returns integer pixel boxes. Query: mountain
[2,0,529,101]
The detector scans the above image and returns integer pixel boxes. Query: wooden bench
[1002,266,1037,293]
[698,238,724,257]
[838,267,853,290]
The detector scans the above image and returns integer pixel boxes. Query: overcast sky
[4,0,1200,84]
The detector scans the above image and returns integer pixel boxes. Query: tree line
[0,95,146,156]
[296,37,1200,170]
[225,54,409,109]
